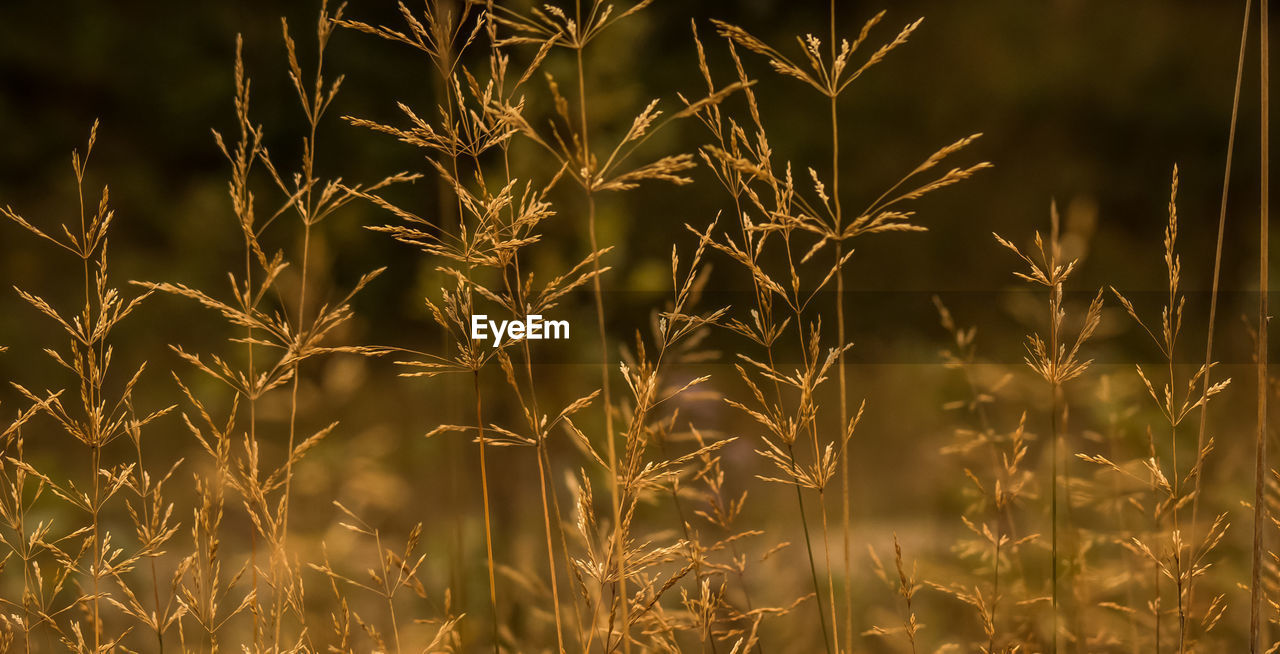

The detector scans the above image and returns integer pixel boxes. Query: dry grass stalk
[1106,167,1231,652]
[136,2,413,650]
[697,9,987,651]
[930,297,1039,652]
[1255,1,1274,652]
[996,206,1104,651]
[3,120,184,651]
[486,4,747,647]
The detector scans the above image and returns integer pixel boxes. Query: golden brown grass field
[2,0,1280,651]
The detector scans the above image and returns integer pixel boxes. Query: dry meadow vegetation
[0,0,1277,652]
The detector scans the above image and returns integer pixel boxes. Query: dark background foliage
[0,1,1267,650]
